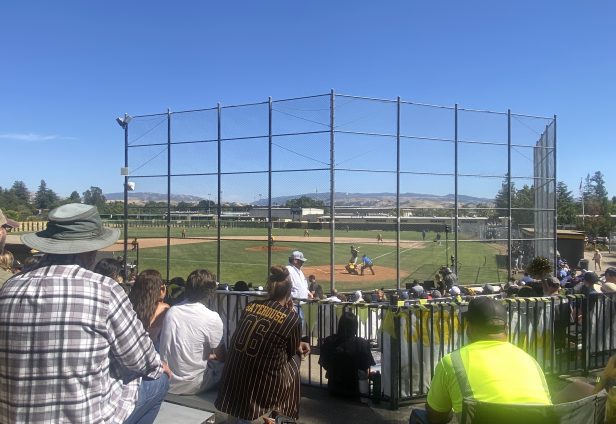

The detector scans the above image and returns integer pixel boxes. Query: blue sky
[1,1,614,203]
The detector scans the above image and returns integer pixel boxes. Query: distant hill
[105,191,492,207]
[254,192,493,208]
[105,192,204,204]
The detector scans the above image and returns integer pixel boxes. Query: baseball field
[103,225,506,290]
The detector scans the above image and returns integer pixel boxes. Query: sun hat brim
[21,227,120,255]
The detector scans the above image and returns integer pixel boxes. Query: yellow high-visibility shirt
[427,340,551,415]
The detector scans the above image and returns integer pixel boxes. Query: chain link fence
[116,92,556,291]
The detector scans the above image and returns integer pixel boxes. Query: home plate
[154,401,214,424]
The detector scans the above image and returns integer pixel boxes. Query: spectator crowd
[2,205,616,423]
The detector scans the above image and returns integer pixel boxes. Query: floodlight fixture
[116,114,133,128]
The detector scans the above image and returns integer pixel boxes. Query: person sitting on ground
[319,311,376,399]
[410,297,551,424]
[159,269,224,394]
[0,204,171,423]
[129,269,170,349]
[215,265,310,423]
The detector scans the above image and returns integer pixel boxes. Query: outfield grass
[119,231,505,291]
[114,224,482,242]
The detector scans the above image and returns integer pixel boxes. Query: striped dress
[215,299,301,420]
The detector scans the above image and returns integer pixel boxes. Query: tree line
[0,180,120,221]
[1,175,614,237]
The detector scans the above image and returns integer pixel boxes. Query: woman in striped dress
[215,265,310,423]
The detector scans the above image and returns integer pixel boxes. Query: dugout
[521,228,585,268]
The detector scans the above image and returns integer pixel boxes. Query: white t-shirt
[286,264,309,299]
[159,301,224,394]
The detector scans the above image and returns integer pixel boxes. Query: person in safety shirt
[410,297,551,424]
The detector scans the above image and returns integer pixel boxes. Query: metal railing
[203,290,616,409]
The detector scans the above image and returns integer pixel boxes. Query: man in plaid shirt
[0,204,172,424]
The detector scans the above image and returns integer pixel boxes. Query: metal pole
[268,97,273,274]
[396,96,401,289]
[552,116,558,275]
[123,114,129,276]
[454,104,459,274]
[329,89,336,294]
[166,109,171,283]
[217,103,222,281]
[507,109,512,277]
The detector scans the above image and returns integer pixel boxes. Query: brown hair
[185,269,217,302]
[267,265,291,301]
[129,269,163,330]
[0,250,14,272]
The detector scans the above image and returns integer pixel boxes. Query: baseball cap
[290,251,307,262]
[449,286,461,296]
[603,267,616,277]
[466,297,507,329]
[583,272,599,284]
[0,209,19,229]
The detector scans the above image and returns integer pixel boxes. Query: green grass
[119,230,505,291]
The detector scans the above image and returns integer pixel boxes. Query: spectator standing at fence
[409,297,551,424]
[602,267,616,293]
[286,250,312,299]
[0,204,171,424]
[215,265,310,423]
[159,269,224,394]
[129,269,170,349]
[319,311,376,399]
[442,267,458,289]
[593,249,603,271]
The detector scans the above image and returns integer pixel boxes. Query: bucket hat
[21,203,119,254]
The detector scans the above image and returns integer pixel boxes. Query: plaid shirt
[0,264,163,423]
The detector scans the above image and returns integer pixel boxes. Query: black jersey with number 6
[215,299,301,420]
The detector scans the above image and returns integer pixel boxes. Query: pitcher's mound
[301,265,407,283]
